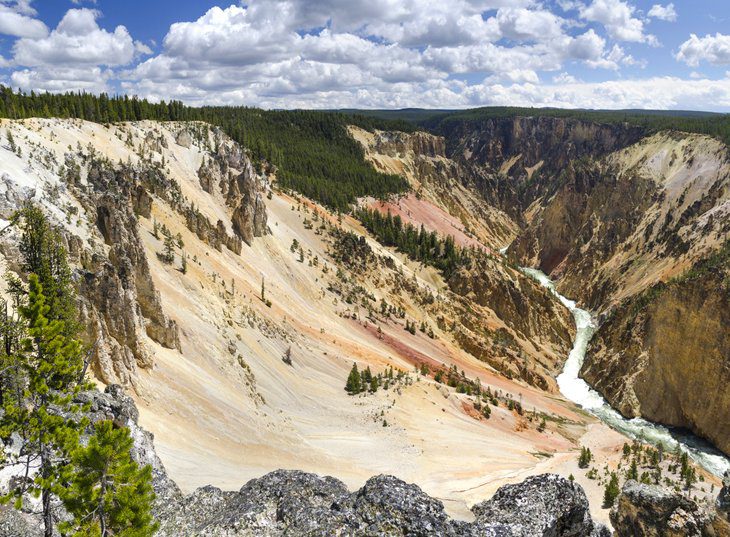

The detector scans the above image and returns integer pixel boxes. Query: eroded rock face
[369,130,447,159]
[611,480,730,537]
[583,260,730,456]
[197,134,268,246]
[447,256,575,391]
[71,164,181,386]
[176,129,193,148]
[439,116,644,183]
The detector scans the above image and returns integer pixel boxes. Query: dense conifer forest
[354,207,469,278]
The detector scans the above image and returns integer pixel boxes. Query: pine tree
[6,129,16,153]
[0,275,90,536]
[603,472,620,508]
[17,204,77,334]
[59,420,158,537]
[627,459,639,481]
[345,363,361,395]
[369,375,379,393]
[578,446,592,469]
[161,235,175,264]
[181,251,187,274]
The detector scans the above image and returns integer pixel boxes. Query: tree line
[0,205,157,537]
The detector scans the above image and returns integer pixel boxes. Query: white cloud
[11,66,112,93]
[495,7,565,42]
[13,8,137,67]
[2,0,37,16]
[0,2,47,38]
[4,0,728,112]
[648,3,677,22]
[676,33,730,67]
[579,0,658,45]
[552,72,578,83]
[464,77,730,110]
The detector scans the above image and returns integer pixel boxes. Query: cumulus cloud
[0,1,47,38]
[11,66,112,93]
[13,9,137,67]
[3,0,729,112]
[676,33,730,67]
[648,3,677,22]
[579,0,658,45]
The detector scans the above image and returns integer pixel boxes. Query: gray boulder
[611,480,730,536]
[471,474,609,537]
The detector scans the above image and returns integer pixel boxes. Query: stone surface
[611,480,730,537]
[154,471,607,536]
[471,474,609,537]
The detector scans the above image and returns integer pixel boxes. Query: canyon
[0,113,727,535]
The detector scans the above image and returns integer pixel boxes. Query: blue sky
[1,0,729,110]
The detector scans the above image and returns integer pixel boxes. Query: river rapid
[522,267,730,478]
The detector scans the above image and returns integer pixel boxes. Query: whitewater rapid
[522,267,730,478]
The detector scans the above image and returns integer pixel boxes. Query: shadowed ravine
[522,267,730,478]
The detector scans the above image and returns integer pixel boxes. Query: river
[522,267,730,478]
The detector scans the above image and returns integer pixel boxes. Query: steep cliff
[434,116,645,219]
[510,132,730,309]
[583,245,730,455]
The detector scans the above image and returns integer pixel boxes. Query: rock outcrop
[196,131,268,245]
[719,472,730,518]
[156,472,607,536]
[611,480,730,537]
[76,163,181,386]
[471,474,610,536]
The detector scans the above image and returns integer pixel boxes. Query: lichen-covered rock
[472,474,609,537]
[349,474,463,536]
[0,506,43,537]
[611,480,730,537]
[153,471,607,536]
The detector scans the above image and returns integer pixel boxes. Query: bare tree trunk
[99,473,107,537]
[41,450,53,537]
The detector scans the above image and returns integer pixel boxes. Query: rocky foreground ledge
[1,386,728,536]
